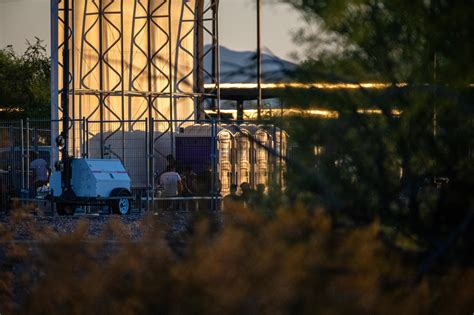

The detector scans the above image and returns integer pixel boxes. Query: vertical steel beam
[121,0,125,163]
[195,0,205,119]
[61,0,72,193]
[168,1,174,154]
[26,119,30,191]
[237,99,244,122]
[51,0,59,126]
[146,1,154,207]
[71,0,76,155]
[256,0,262,120]
[214,0,221,120]
[20,119,25,193]
[99,0,105,158]
[210,1,216,112]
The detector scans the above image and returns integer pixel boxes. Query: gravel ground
[0,210,221,245]
[0,210,225,309]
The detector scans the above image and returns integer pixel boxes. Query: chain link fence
[0,119,289,213]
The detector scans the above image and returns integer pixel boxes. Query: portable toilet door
[175,124,213,174]
[275,129,288,190]
[255,128,271,188]
[239,124,260,188]
[217,128,234,197]
[235,131,251,187]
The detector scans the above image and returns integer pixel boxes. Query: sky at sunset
[0,0,305,60]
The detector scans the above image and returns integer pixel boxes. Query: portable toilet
[255,127,272,188]
[217,125,237,196]
[234,126,254,187]
[274,128,289,189]
[175,124,213,174]
[175,124,235,196]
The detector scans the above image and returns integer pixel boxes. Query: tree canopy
[276,0,474,265]
[0,38,51,119]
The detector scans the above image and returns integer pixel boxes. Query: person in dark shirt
[222,184,243,211]
[181,166,198,196]
[240,182,257,209]
[181,166,198,210]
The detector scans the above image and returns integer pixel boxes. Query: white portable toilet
[238,124,262,188]
[235,129,252,187]
[274,128,289,189]
[217,126,235,196]
[255,127,272,188]
[176,124,236,197]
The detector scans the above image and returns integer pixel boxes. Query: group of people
[155,155,214,210]
[157,165,201,198]
[156,155,211,197]
[156,155,266,211]
[222,182,266,211]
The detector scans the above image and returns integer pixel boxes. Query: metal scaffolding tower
[52,0,221,158]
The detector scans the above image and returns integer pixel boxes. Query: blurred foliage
[1,208,473,314]
[271,0,474,264]
[1,1,473,312]
[0,38,51,119]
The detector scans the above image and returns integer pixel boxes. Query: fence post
[279,127,283,190]
[150,117,155,213]
[211,119,218,211]
[81,117,86,158]
[26,118,30,192]
[85,118,90,158]
[121,117,126,166]
[20,119,25,195]
[145,118,150,212]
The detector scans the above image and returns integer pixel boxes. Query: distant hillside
[204,45,296,83]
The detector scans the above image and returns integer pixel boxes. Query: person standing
[181,166,198,196]
[240,182,257,209]
[159,165,182,210]
[222,184,243,211]
[30,152,49,190]
[181,166,198,210]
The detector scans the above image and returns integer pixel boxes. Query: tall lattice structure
[51,0,220,155]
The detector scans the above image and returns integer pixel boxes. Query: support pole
[237,99,244,122]
[147,1,153,211]
[99,0,105,158]
[256,0,262,120]
[20,119,25,193]
[61,0,72,194]
[26,119,30,191]
[195,0,205,120]
[215,0,221,120]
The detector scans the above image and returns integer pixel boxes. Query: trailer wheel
[110,189,131,215]
[57,203,75,216]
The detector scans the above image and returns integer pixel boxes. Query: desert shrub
[1,207,473,314]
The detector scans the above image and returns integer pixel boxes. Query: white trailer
[50,159,133,215]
